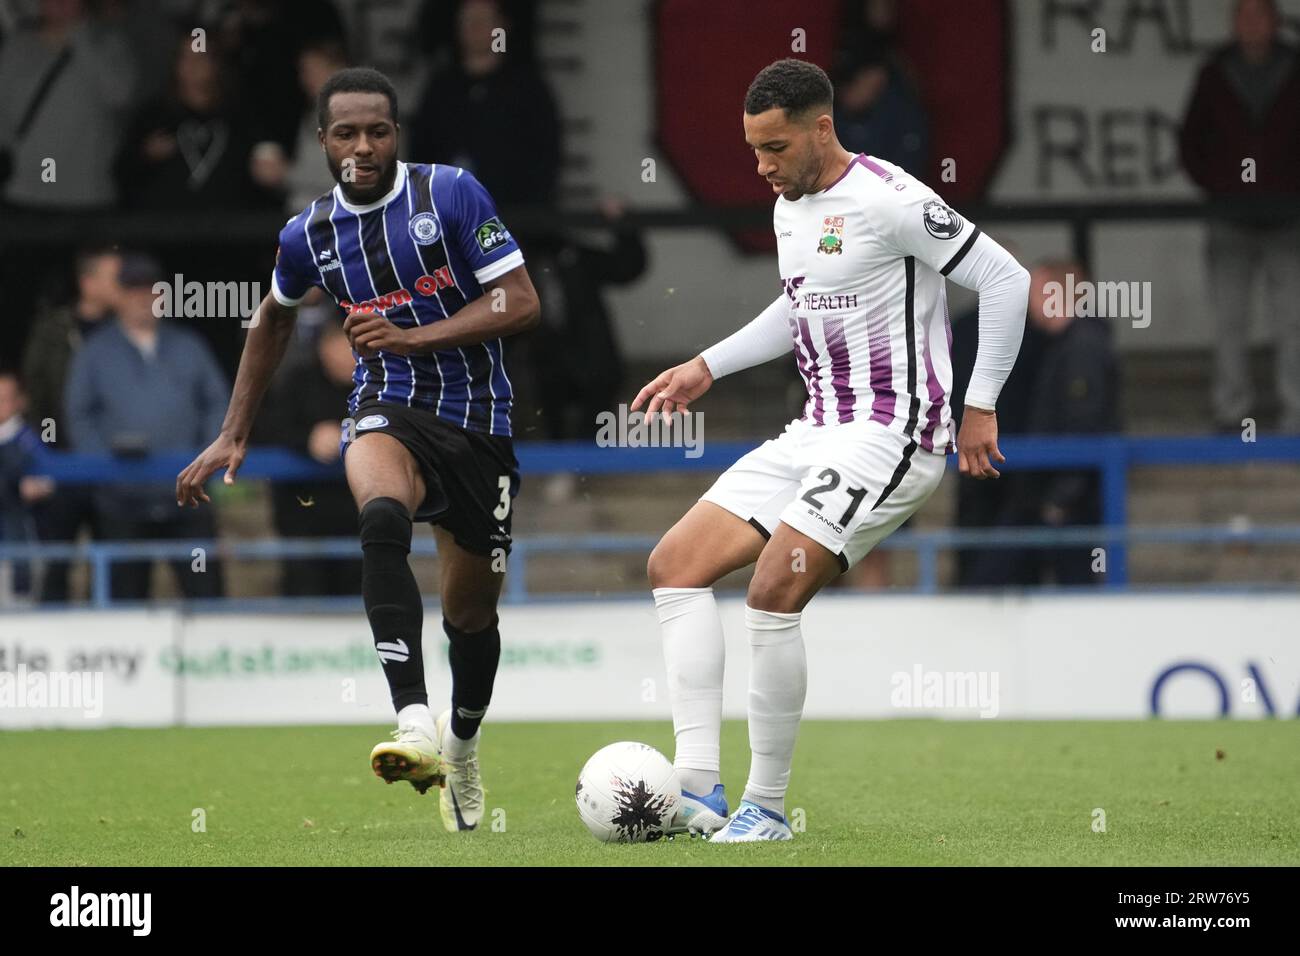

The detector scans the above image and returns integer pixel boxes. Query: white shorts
[700,418,947,571]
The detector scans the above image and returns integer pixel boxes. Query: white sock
[653,586,725,796]
[740,605,806,817]
[396,703,435,737]
[442,719,479,759]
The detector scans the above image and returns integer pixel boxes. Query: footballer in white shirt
[633,59,1030,842]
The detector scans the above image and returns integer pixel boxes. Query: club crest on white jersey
[772,154,968,454]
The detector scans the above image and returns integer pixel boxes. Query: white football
[575,741,681,843]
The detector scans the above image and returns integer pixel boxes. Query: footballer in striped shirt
[177,67,540,833]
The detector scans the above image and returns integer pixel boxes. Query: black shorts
[344,401,520,556]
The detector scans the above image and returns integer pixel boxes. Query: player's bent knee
[346,435,422,513]
[358,497,413,552]
[647,538,707,589]
[646,541,673,588]
[443,604,498,635]
[746,573,804,615]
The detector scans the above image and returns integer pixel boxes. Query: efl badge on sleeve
[922,200,964,239]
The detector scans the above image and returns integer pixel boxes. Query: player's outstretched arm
[631,293,793,418]
[176,294,298,506]
[344,266,541,355]
[698,293,794,379]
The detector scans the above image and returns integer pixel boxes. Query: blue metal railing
[5,434,1299,602]
[3,524,1300,608]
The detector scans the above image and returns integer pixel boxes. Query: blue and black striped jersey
[271,161,523,436]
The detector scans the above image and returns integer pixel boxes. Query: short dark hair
[317,67,398,130]
[74,245,120,277]
[744,58,833,119]
[118,251,165,289]
[1034,257,1089,285]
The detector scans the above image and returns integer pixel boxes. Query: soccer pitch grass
[3,720,1297,866]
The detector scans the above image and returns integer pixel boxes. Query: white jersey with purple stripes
[270,160,523,436]
[775,153,983,455]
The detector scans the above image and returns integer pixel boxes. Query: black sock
[443,616,501,739]
[359,497,426,711]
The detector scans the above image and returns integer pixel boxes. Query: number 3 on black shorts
[493,475,511,520]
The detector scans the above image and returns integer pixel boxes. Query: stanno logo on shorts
[809,508,844,535]
[356,415,389,430]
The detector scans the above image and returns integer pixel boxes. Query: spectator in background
[0,372,52,603]
[248,39,351,212]
[0,0,137,323]
[966,259,1121,588]
[115,0,197,109]
[832,0,929,174]
[64,253,229,601]
[21,246,121,602]
[512,198,646,442]
[950,241,1044,588]
[116,33,274,211]
[410,0,561,205]
[0,0,136,211]
[116,30,279,376]
[415,0,540,71]
[23,247,122,430]
[253,320,361,597]
[215,0,347,154]
[1180,0,1300,433]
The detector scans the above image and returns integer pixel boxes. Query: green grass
[2,721,1297,866]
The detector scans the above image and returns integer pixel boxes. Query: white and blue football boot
[434,708,484,832]
[709,800,793,842]
[667,784,729,836]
